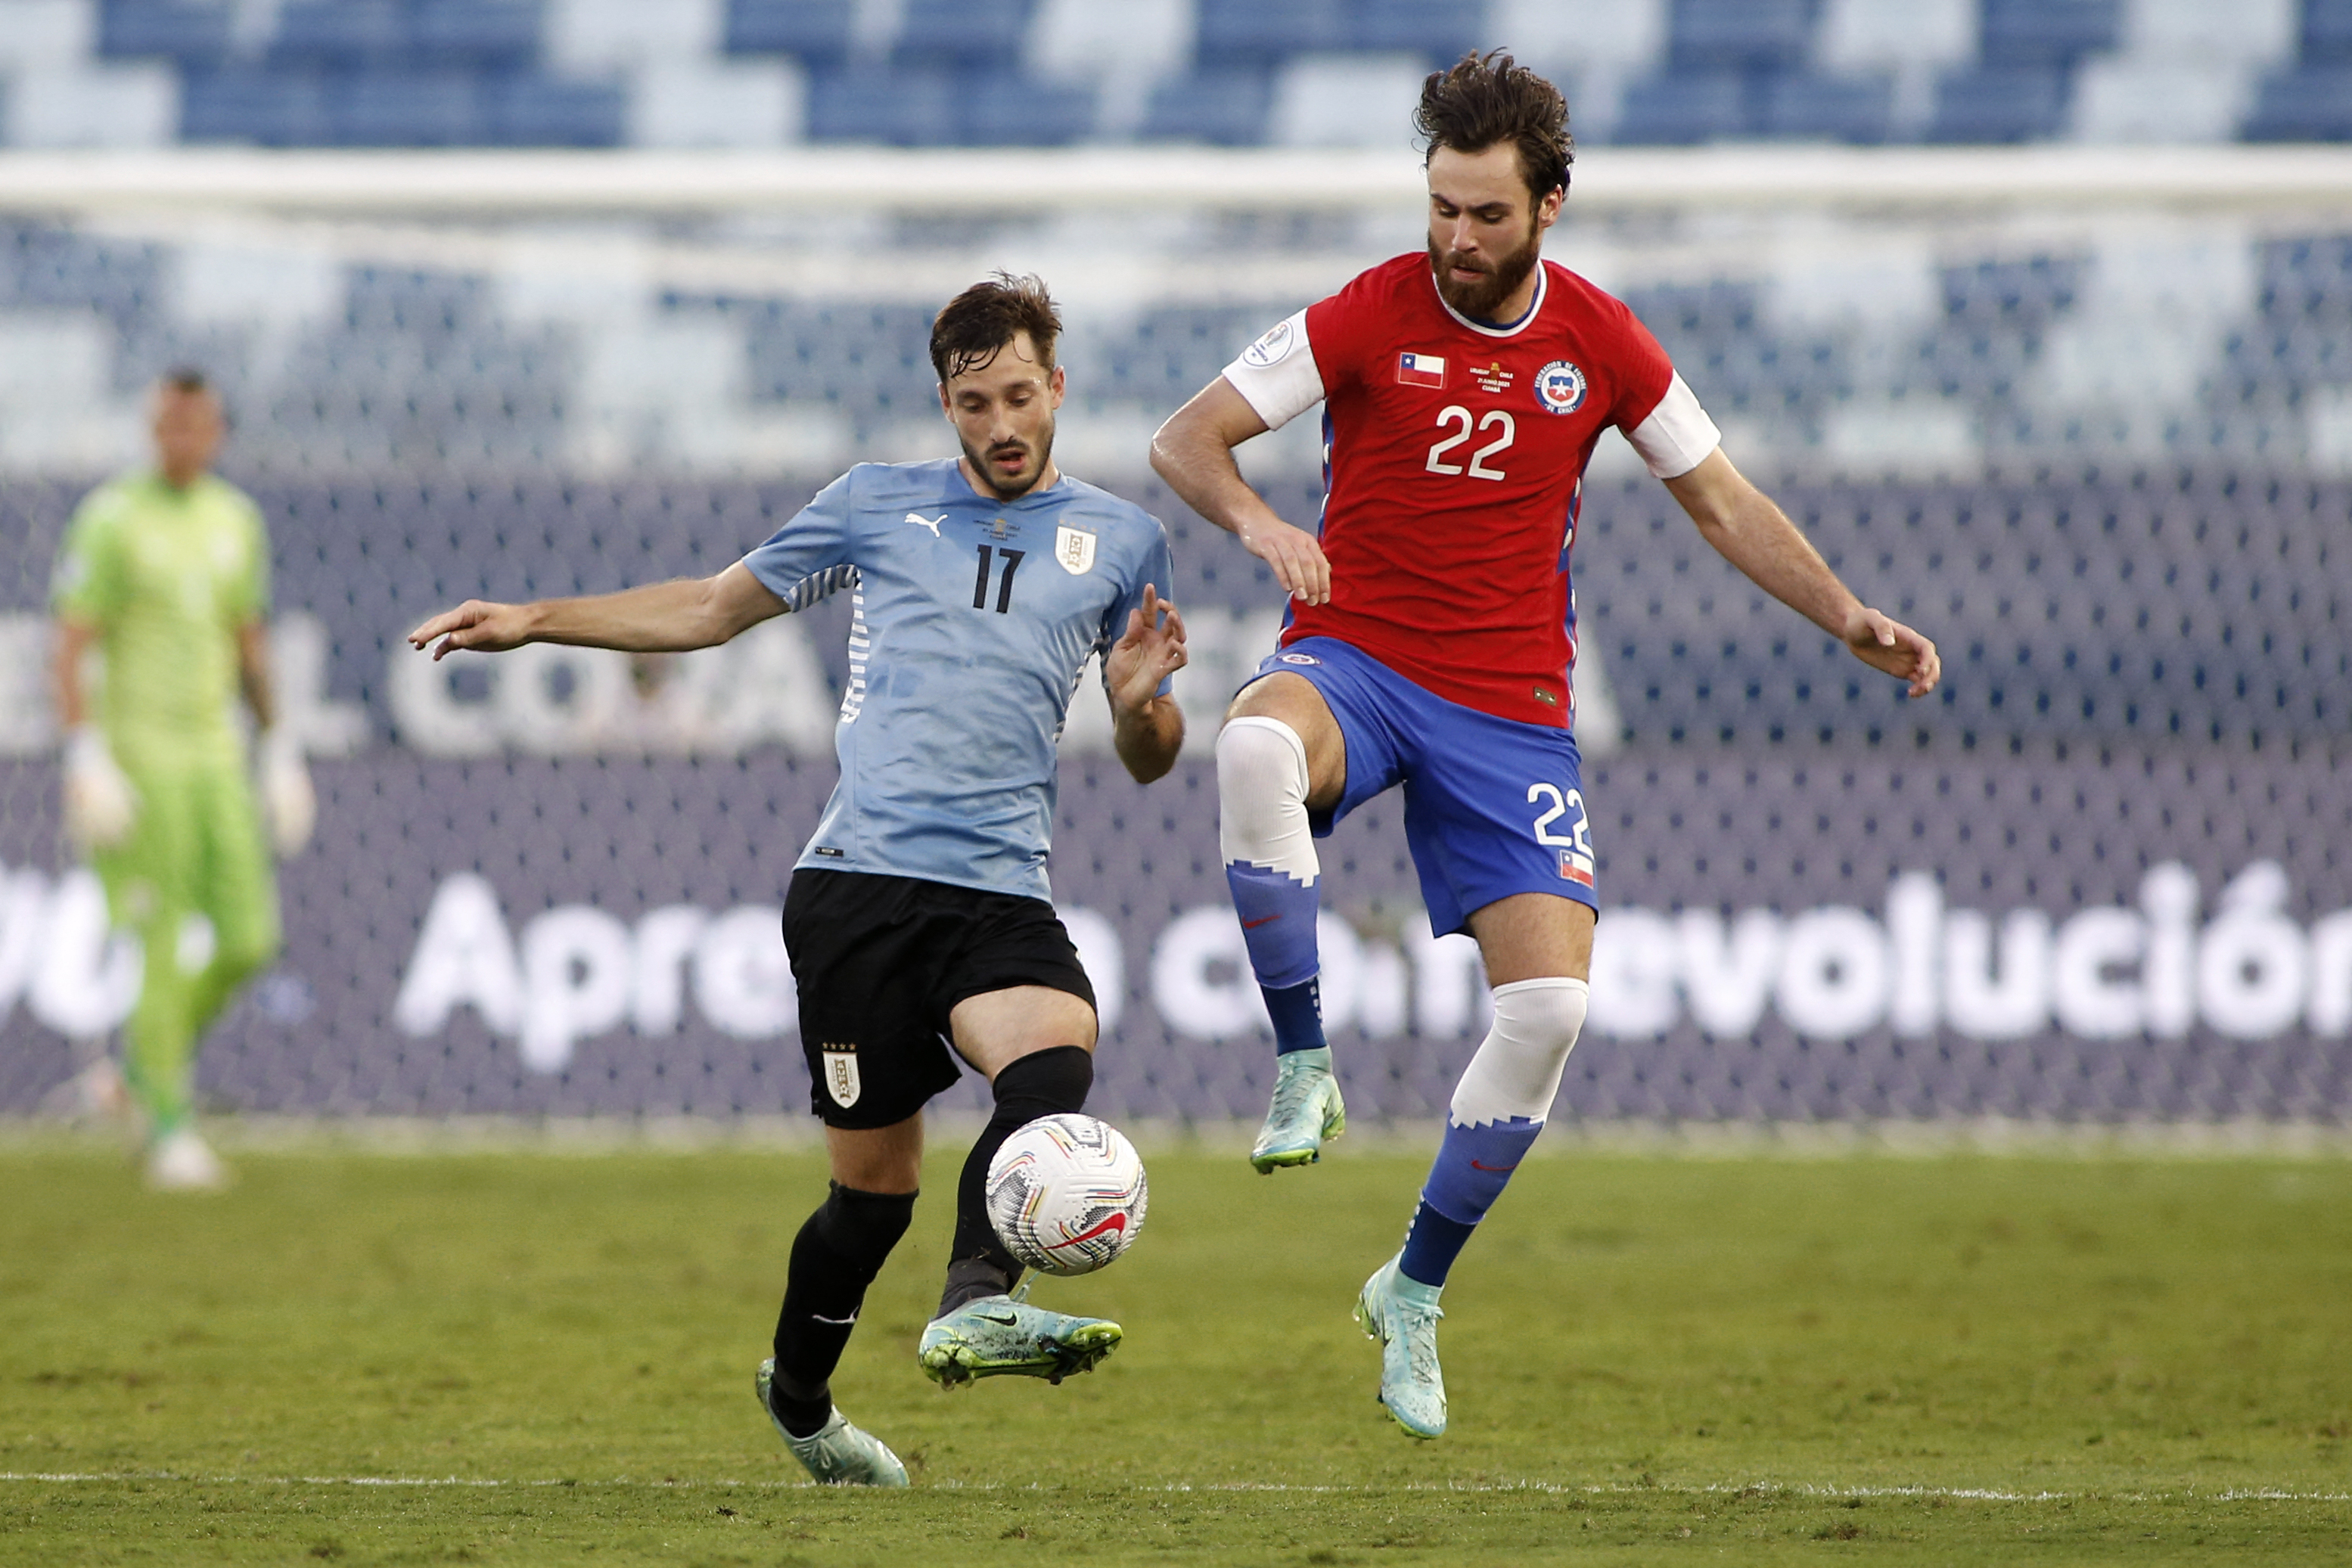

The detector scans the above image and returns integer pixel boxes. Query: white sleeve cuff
[1625,372,1721,480]
[1219,309,1324,432]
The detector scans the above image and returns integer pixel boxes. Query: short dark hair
[1415,51,1573,205]
[160,365,210,395]
[929,272,1061,383]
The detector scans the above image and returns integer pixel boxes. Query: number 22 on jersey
[1425,405,1515,481]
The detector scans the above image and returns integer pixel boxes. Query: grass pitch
[4,1132,2349,1565]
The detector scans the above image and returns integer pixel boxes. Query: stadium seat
[1141,69,1278,145]
[1194,0,1341,67]
[179,68,331,146]
[409,1,545,70]
[723,0,856,64]
[1761,72,1894,142]
[269,0,409,67]
[489,76,625,148]
[1978,0,2123,67]
[803,66,959,145]
[1613,72,1750,144]
[1927,67,2071,142]
[893,0,1036,71]
[959,73,1096,145]
[1667,0,1819,73]
[2303,0,2352,64]
[2242,69,2352,141]
[97,0,233,67]
[1344,0,1488,66]
[330,73,486,147]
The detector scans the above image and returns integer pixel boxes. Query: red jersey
[1223,253,1720,728]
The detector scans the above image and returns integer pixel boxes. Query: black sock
[770,1181,916,1438]
[940,1044,1095,1317]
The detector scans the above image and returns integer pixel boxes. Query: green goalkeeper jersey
[51,470,271,771]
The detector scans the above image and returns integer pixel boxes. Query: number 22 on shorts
[1527,782,1594,888]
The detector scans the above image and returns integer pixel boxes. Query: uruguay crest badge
[822,1046,861,1108]
[1054,524,1098,576]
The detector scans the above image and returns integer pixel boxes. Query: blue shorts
[1249,637,1596,939]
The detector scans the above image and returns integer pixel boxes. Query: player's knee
[1449,977,1589,1126]
[990,1043,1094,1119]
[1216,716,1312,862]
[808,1181,918,1271]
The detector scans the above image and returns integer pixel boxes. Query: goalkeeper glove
[259,727,316,856]
[63,726,138,849]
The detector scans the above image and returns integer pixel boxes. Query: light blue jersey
[744,458,1176,904]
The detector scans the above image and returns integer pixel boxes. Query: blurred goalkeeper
[50,368,315,1191]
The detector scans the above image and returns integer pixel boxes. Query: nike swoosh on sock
[1469,1160,1518,1172]
[1241,914,1282,929]
[810,1311,859,1326]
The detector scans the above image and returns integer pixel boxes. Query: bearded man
[1150,53,1940,1439]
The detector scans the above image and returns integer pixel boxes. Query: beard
[1428,223,1545,322]
[962,416,1055,499]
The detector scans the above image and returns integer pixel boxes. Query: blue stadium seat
[410,1,545,70]
[180,69,331,145]
[330,72,486,147]
[2306,0,2352,64]
[1667,0,1819,73]
[1928,67,2070,142]
[1762,73,1893,142]
[490,76,625,147]
[1141,69,1277,144]
[98,1,232,67]
[959,73,1095,145]
[1194,0,1339,67]
[2242,70,2352,141]
[723,0,856,65]
[893,0,1035,70]
[1614,72,1750,143]
[269,1,409,67]
[1345,0,1487,66]
[803,66,959,144]
[1978,0,2121,67]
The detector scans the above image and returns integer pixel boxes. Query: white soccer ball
[984,1113,1148,1277]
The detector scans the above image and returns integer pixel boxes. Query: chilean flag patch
[1396,352,1447,388]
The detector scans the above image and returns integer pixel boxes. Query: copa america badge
[1534,359,1587,415]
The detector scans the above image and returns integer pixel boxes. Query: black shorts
[783,868,1096,1129]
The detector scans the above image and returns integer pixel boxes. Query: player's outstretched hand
[1107,585,1188,713]
[1844,606,1941,698]
[408,601,532,660]
[1238,515,1331,606]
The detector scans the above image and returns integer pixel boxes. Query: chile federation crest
[1534,360,1588,415]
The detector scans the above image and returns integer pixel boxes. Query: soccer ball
[984,1113,1148,1277]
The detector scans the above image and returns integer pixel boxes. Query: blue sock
[1225,860,1325,1056]
[1396,1116,1545,1288]
[1397,1202,1475,1287]
[1262,978,1325,1057]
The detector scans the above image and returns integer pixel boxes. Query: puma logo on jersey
[906,512,946,537]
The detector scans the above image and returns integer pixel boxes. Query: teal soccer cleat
[754,1358,909,1486]
[1249,1046,1346,1172]
[917,1294,1123,1387]
[1353,1254,1446,1439]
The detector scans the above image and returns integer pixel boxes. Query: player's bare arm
[406,560,785,661]
[1664,449,1942,699]
[1105,583,1188,784]
[1150,379,1331,606]
[51,616,98,728]
[236,619,277,730]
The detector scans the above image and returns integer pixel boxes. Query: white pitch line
[2,1473,2344,1503]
